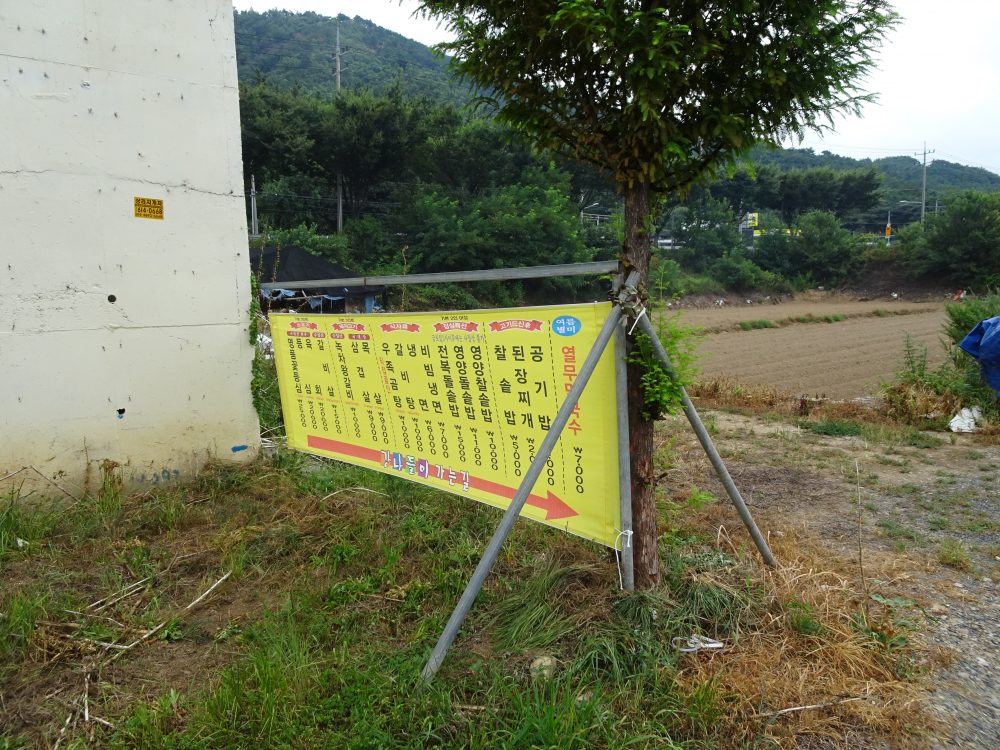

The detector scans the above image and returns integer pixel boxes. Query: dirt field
[668,295,950,399]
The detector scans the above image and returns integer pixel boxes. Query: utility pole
[335,24,344,233]
[917,142,935,225]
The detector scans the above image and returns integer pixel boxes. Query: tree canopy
[416,0,898,588]
[418,1,896,196]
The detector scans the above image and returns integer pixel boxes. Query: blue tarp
[959,315,1000,396]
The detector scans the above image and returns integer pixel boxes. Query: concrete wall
[0,1,260,493]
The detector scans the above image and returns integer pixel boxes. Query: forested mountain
[752,147,1000,194]
[751,147,1000,222]
[233,10,472,107]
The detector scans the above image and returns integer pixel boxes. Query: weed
[0,494,56,562]
[802,418,862,437]
[903,430,945,449]
[310,541,359,573]
[937,539,973,571]
[877,519,924,544]
[928,515,950,532]
[685,487,717,508]
[0,589,47,659]
[96,459,124,523]
[786,599,824,636]
[872,308,891,317]
[138,489,188,533]
[158,618,186,642]
[490,558,589,651]
[117,539,155,579]
[824,313,845,323]
[738,319,777,330]
[215,622,243,643]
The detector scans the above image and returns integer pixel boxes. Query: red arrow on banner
[307,435,382,463]
[305,435,577,521]
[467,475,577,521]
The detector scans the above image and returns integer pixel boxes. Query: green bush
[942,293,1000,419]
[900,191,1000,286]
[738,319,777,330]
[884,298,1000,425]
[801,419,862,437]
[252,224,352,268]
[791,210,862,286]
[707,250,782,291]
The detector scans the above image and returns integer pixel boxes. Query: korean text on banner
[270,303,621,547]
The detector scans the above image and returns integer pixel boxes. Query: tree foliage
[900,191,1000,286]
[419,1,896,197]
[234,10,472,106]
[791,210,861,285]
[416,0,896,588]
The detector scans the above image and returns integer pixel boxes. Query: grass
[737,319,777,330]
[0,494,58,564]
[0,589,47,660]
[802,418,862,437]
[877,518,925,545]
[0,450,933,749]
[937,539,973,571]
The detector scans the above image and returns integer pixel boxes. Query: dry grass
[668,509,934,748]
[691,377,879,421]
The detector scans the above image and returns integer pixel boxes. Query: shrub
[738,319,777,330]
[901,191,1000,286]
[883,292,1000,426]
[791,210,862,286]
[707,250,782,291]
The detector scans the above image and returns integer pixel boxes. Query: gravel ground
[925,577,1000,748]
[668,411,1000,747]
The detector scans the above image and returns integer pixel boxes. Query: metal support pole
[634,314,777,568]
[614,318,635,590]
[250,174,259,237]
[421,277,635,682]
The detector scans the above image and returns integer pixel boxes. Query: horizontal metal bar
[258,261,620,291]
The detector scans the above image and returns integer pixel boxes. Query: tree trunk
[622,180,659,589]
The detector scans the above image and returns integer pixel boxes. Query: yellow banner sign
[270,303,622,546]
[133,196,164,220]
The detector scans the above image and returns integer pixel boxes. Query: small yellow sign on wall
[134,197,164,220]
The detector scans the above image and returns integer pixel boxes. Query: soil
[660,410,1000,748]
[664,292,951,399]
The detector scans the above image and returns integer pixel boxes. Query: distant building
[251,245,382,314]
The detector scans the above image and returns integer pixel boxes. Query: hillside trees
[417,0,897,587]
[792,210,861,285]
[900,191,1000,286]
[240,81,596,281]
[234,10,472,106]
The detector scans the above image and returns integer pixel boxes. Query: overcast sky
[232,0,1000,174]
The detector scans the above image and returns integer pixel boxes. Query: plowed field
[678,298,949,398]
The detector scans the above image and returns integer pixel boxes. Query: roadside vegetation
[1,447,932,748]
[882,292,1000,428]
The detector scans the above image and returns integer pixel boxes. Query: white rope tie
[628,307,647,336]
[613,529,634,590]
